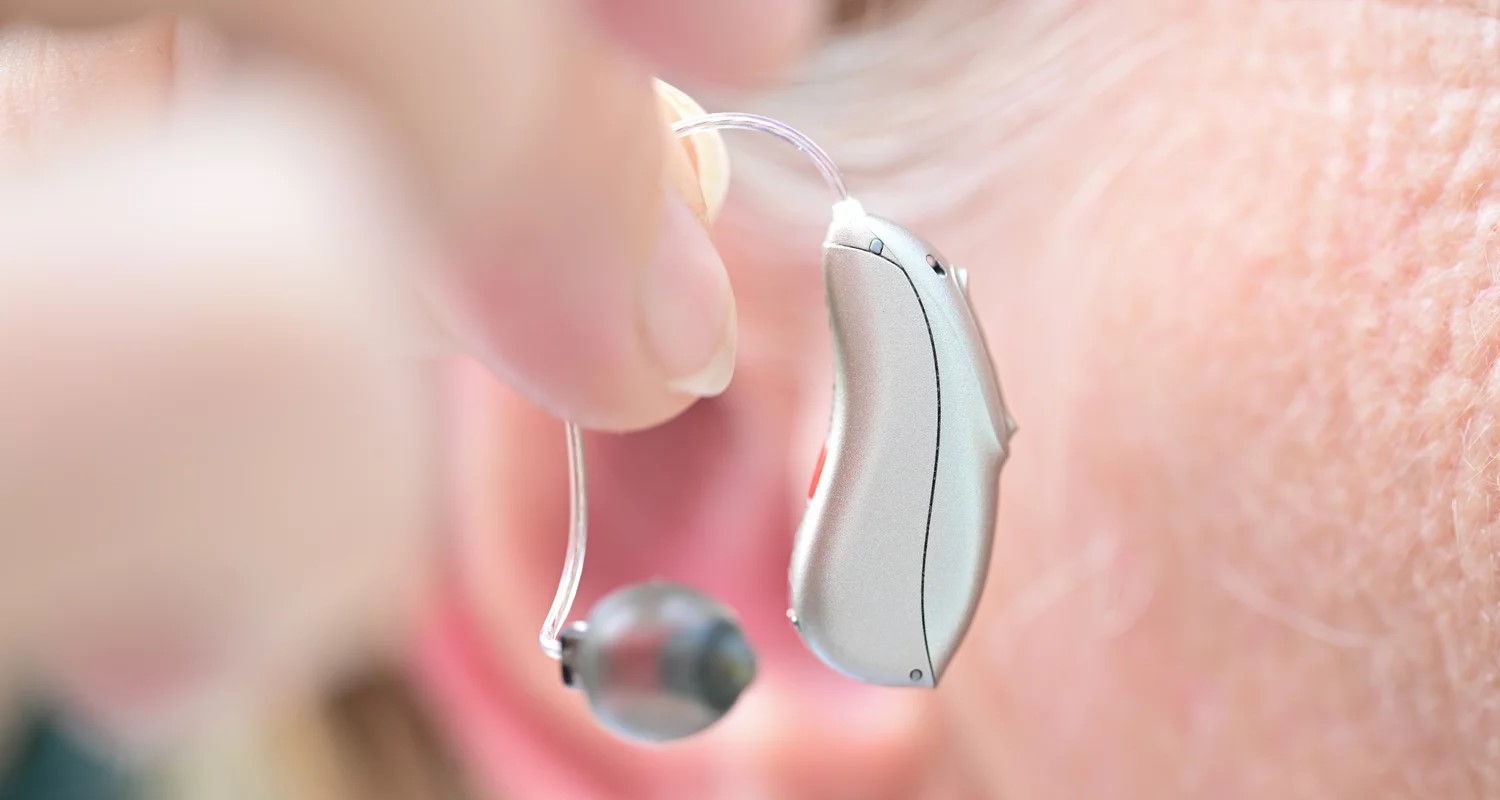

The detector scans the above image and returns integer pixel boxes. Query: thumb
[0,1,752,432]
[423,78,736,432]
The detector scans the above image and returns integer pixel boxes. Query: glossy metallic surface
[790,213,1014,687]
[566,582,756,743]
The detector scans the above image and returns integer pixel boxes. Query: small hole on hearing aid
[926,255,945,275]
[909,669,923,682]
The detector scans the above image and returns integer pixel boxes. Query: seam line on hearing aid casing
[907,263,941,684]
[830,243,940,680]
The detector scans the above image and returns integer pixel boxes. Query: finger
[1,1,739,431]
[582,0,826,86]
[417,68,739,431]
[312,6,739,430]
[0,20,175,165]
[0,79,435,745]
[657,79,730,220]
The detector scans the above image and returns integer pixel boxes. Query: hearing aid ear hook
[539,113,1014,743]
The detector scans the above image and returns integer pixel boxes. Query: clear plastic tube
[539,113,851,659]
[539,421,588,659]
[673,112,850,202]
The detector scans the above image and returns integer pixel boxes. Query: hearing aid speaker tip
[567,582,756,743]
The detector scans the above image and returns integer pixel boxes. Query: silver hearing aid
[538,113,1016,743]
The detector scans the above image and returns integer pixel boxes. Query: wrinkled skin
[7,1,1500,798]
[440,2,1500,797]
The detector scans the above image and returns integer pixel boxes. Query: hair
[701,0,1086,233]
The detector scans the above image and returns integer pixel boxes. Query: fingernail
[638,193,737,397]
[638,80,736,398]
[655,79,731,221]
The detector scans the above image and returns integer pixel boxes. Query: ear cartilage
[537,113,1014,743]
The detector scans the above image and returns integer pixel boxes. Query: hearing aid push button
[807,442,828,500]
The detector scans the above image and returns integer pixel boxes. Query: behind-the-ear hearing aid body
[538,113,1015,743]
[792,209,1015,688]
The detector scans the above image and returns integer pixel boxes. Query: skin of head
[438,1,1500,797]
[4,1,1500,798]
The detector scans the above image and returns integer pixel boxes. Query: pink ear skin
[417,352,937,798]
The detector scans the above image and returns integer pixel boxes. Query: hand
[0,0,819,746]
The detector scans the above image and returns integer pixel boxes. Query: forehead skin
[934,0,1500,797]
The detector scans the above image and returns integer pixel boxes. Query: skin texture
[956,3,1500,796]
[0,0,792,431]
[432,1,1500,798]
[5,0,1500,798]
[0,0,797,755]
